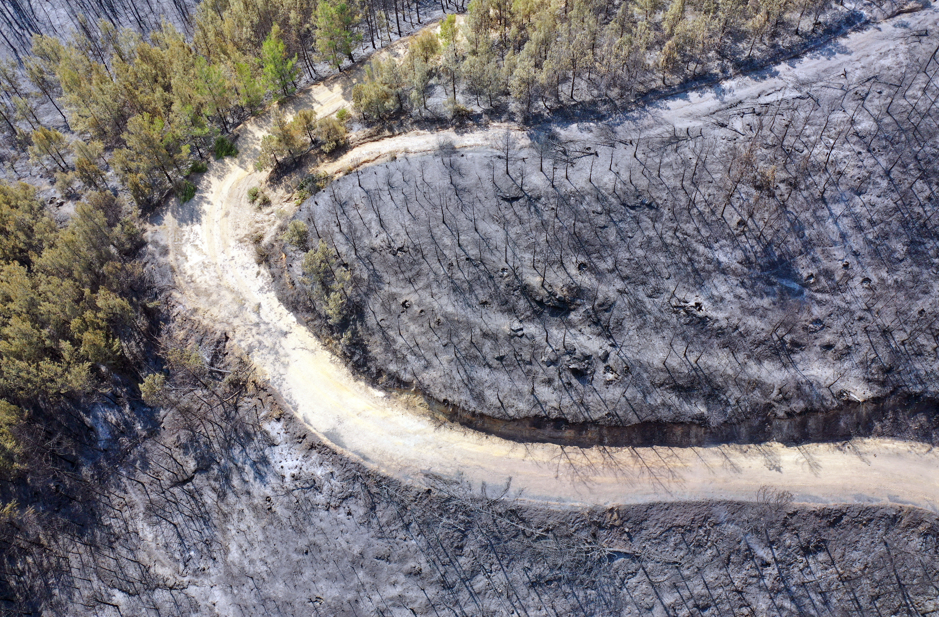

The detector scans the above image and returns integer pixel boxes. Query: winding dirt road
[155,11,939,511]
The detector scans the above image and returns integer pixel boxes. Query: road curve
[155,11,939,511]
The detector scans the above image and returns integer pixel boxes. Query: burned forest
[1,0,938,614]
[279,32,939,444]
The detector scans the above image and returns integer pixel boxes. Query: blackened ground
[279,27,939,434]
[424,394,939,447]
[0,0,199,59]
[3,333,938,616]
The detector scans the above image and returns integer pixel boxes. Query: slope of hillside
[154,4,939,511]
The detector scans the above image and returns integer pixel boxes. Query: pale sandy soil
[153,10,939,512]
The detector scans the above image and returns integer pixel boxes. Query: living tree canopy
[262,24,300,100]
[0,184,140,476]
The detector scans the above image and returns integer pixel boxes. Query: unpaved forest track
[155,12,939,511]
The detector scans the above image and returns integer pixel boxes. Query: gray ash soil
[278,25,939,435]
[0,0,199,59]
[6,345,939,616]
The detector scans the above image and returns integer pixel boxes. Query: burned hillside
[280,29,939,435]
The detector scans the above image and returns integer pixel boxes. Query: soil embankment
[425,395,939,448]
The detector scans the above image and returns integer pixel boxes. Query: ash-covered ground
[281,23,939,432]
[8,5,939,617]
[0,0,200,59]
[6,335,938,616]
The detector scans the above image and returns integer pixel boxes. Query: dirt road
[155,11,939,511]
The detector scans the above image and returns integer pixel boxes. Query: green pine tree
[261,25,300,100]
[315,1,362,71]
